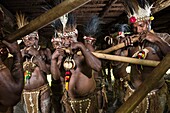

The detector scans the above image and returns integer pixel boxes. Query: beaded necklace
[23,46,40,84]
[63,54,76,91]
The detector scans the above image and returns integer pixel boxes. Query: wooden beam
[153,20,170,27]
[109,7,124,11]
[99,0,118,18]
[75,15,97,17]
[153,26,166,31]
[155,28,170,33]
[152,0,170,14]
[115,53,170,113]
[5,0,91,42]
[105,12,123,16]
[77,8,103,12]
[107,12,128,28]
[82,4,105,8]
[81,3,123,8]
[111,3,123,7]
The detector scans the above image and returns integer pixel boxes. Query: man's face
[84,39,96,45]
[133,21,148,34]
[118,32,125,38]
[52,41,59,49]
[22,35,37,47]
[62,36,75,48]
[61,30,78,48]
[52,40,62,49]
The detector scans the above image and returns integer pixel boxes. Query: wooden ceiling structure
[1,0,170,45]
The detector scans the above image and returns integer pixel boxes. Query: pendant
[23,60,36,84]
[24,70,31,84]
[23,61,36,72]
[63,56,75,70]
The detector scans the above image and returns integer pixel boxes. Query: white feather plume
[59,13,68,32]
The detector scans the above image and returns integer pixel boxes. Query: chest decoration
[23,57,36,84]
[63,56,76,70]
[132,48,149,59]
[63,56,76,91]
[23,46,40,84]
[132,48,149,71]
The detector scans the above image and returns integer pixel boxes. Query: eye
[28,37,32,40]
[139,24,144,27]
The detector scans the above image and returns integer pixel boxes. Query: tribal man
[51,13,101,113]
[16,12,52,113]
[83,15,108,113]
[0,8,24,112]
[105,23,132,111]
[50,30,63,113]
[118,0,170,112]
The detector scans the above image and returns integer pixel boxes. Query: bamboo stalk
[115,53,170,113]
[91,52,160,67]
[97,37,139,53]
[65,46,159,66]
[5,0,91,42]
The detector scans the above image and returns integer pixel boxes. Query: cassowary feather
[84,15,103,38]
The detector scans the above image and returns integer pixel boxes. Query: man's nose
[64,40,70,47]
[137,27,142,33]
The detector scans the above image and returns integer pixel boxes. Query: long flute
[97,36,139,53]
[61,46,159,67]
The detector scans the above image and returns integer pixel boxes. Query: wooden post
[5,0,91,42]
[115,53,170,113]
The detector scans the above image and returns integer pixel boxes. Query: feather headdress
[115,24,131,35]
[59,13,68,33]
[16,12,29,29]
[122,0,154,23]
[16,12,39,42]
[51,13,78,40]
[51,19,62,43]
[84,15,103,41]
[104,24,131,45]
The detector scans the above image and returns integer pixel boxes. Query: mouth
[64,44,70,48]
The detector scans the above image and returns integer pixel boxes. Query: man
[50,32,63,113]
[21,31,52,113]
[83,15,108,113]
[16,12,52,113]
[51,13,101,113]
[119,0,170,112]
[105,24,132,111]
[0,8,24,112]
